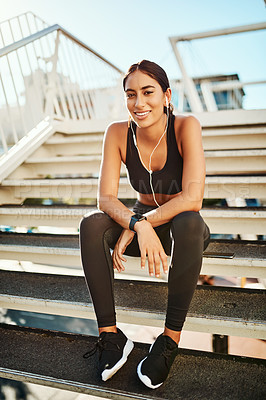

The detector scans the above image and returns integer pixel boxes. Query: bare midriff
[138,191,180,207]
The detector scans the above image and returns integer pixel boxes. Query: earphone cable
[131,110,169,207]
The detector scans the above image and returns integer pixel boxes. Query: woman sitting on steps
[80,60,210,389]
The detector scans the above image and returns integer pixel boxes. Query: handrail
[210,80,266,92]
[0,25,58,57]
[0,24,123,75]
[0,15,125,166]
[57,27,124,75]
[169,22,266,112]
[170,21,266,42]
[0,11,47,27]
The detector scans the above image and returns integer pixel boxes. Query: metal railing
[0,12,49,47]
[1,14,266,157]
[169,22,266,112]
[0,14,124,155]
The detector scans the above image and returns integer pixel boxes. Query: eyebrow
[125,85,155,93]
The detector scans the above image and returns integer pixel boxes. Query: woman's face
[124,70,170,129]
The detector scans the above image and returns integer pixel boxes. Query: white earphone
[130,112,169,207]
[166,98,169,108]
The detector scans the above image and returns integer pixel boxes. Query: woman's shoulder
[105,120,128,136]
[103,121,129,162]
[173,113,201,131]
[174,113,201,139]
[173,114,202,155]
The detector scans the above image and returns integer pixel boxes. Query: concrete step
[7,155,127,179]
[0,232,266,280]
[205,149,266,174]
[7,149,266,179]
[44,133,104,156]
[1,324,265,400]
[196,108,266,127]
[0,204,95,228]
[0,270,265,338]
[1,176,266,204]
[0,177,131,204]
[43,126,266,155]
[47,126,266,152]
[1,205,265,235]
[202,126,266,150]
[0,232,265,279]
[200,206,266,235]
[44,125,266,154]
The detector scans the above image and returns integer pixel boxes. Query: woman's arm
[143,116,206,227]
[98,122,168,277]
[98,122,135,228]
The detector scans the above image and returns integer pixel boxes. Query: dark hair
[123,60,173,114]
[123,60,170,92]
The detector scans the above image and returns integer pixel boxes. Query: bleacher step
[9,149,266,179]
[28,133,104,158]
[46,132,104,143]
[1,204,265,234]
[205,149,266,174]
[202,126,266,150]
[0,270,265,338]
[21,155,111,177]
[1,176,266,203]
[0,324,265,400]
[43,126,266,152]
[42,126,266,153]
[0,232,265,277]
[16,149,265,177]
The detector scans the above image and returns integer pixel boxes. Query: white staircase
[1,107,266,314]
[0,14,266,399]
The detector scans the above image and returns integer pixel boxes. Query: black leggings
[79,200,210,331]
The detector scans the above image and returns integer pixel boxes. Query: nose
[135,94,145,108]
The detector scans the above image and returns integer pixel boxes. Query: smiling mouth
[134,111,150,117]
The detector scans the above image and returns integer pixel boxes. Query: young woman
[80,60,210,389]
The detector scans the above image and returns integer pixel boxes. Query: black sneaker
[84,328,134,381]
[137,334,178,389]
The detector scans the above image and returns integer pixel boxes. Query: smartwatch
[129,213,147,232]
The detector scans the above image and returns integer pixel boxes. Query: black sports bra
[125,114,183,195]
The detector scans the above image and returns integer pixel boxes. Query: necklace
[131,114,169,207]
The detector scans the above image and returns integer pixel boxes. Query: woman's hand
[135,220,168,278]
[112,229,135,272]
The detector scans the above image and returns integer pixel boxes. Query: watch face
[130,213,146,231]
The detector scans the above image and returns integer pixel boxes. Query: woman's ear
[165,88,172,107]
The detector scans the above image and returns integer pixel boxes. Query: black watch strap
[129,213,147,232]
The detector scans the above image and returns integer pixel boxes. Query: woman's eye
[127,93,135,98]
[144,91,153,95]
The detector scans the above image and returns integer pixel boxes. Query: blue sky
[1,0,266,108]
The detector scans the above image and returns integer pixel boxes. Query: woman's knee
[171,211,206,238]
[79,210,111,237]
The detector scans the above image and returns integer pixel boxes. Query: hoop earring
[128,115,132,128]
